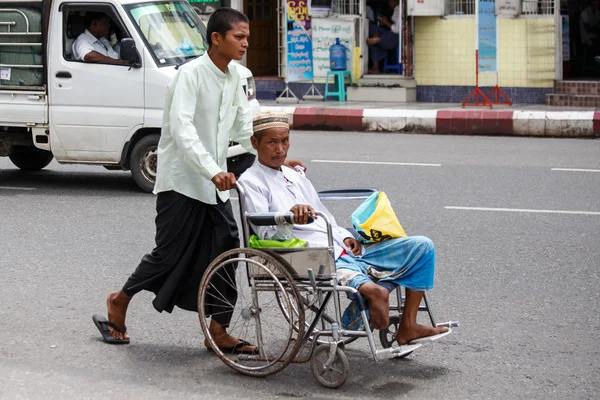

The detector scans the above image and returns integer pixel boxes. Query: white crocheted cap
[252,111,289,133]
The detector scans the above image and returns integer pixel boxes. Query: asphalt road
[1,132,599,399]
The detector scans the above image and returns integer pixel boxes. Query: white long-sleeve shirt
[154,53,255,203]
[238,163,355,259]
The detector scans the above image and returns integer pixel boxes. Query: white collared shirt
[72,29,119,61]
[391,5,401,35]
[238,163,355,258]
[154,53,255,204]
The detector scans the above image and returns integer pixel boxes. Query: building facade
[195,0,563,104]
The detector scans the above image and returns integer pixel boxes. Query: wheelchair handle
[246,212,314,226]
[317,188,379,201]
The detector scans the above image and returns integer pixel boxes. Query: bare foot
[203,336,256,353]
[205,320,256,353]
[359,283,389,330]
[366,37,381,46]
[106,291,131,341]
[396,323,449,345]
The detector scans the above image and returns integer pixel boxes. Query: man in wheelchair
[238,112,449,345]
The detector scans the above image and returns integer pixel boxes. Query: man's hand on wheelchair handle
[344,238,362,256]
[290,204,316,224]
[211,172,237,191]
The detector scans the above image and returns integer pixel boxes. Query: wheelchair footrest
[436,320,460,329]
[376,343,422,360]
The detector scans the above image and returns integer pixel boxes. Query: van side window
[63,6,130,65]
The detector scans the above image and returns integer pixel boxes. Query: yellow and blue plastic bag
[351,191,407,243]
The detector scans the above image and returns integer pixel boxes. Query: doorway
[244,0,279,76]
[564,0,600,79]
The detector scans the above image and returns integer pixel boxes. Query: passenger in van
[72,12,125,64]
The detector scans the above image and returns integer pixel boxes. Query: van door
[47,1,144,163]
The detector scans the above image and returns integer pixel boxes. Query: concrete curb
[261,106,600,137]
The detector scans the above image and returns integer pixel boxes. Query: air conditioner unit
[407,0,445,16]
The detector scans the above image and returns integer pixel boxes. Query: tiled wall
[414,16,555,89]
[416,85,553,104]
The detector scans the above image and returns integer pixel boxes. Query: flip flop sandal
[92,314,130,344]
[409,329,452,345]
[206,339,257,355]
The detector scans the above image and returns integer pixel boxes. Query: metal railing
[333,0,360,15]
[0,9,43,69]
[446,0,476,15]
[521,0,555,15]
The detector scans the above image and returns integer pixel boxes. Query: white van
[0,0,259,192]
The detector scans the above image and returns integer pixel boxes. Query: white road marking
[445,206,600,216]
[311,160,441,167]
[0,186,36,191]
[551,168,600,173]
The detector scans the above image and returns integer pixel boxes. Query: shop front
[192,0,563,104]
[409,0,559,104]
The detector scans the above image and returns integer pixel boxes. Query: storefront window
[447,0,476,15]
[522,0,555,15]
[333,0,360,14]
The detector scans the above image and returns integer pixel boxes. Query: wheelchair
[197,186,458,388]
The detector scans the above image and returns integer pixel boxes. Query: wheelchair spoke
[214,268,239,294]
[205,287,236,309]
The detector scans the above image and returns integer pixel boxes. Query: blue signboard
[478,0,497,73]
[286,0,314,82]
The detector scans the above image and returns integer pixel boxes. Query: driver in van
[72,11,126,64]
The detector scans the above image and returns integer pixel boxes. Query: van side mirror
[120,38,140,67]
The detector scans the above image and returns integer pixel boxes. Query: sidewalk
[260,101,600,138]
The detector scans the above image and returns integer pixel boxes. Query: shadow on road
[0,168,146,196]
[119,341,449,397]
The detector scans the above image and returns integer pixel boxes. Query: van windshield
[126,1,207,67]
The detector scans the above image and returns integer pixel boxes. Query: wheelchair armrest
[246,212,314,226]
[317,188,378,201]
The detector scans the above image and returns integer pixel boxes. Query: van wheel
[130,134,159,193]
[9,148,54,170]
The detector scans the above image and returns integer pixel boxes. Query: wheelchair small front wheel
[379,315,414,358]
[310,345,349,389]
[379,315,400,348]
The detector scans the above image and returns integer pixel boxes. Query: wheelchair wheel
[198,248,305,377]
[379,315,414,358]
[310,345,349,389]
[276,289,359,346]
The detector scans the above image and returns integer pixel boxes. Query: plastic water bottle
[329,38,347,71]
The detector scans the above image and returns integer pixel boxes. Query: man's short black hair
[206,7,249,48]
[253,131,265,142]
[85,12,108,28]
